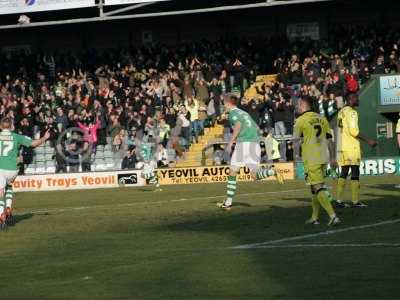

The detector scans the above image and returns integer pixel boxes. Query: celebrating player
[217,94,284,210]
[335,93,377,208]
[294,97,340,226]
[0,117,50,230]
[139,135,162,192]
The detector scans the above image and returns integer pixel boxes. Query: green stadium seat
[44,153,54,161]
[35,162,46,174]
[35,154,46,162]
[103,150,114,159]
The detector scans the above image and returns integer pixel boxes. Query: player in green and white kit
[218,95,284,210]
[139,136,161,191]
[0,117,50,229]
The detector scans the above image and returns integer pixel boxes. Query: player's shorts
[143,161,157,179]
[0,169,18,191]
[304,164,327,186]
[230,142,261,170]
[337,150,361,166]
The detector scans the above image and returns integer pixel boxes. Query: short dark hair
[300,96,314,109]
[224,93,239,106]
[347,92,358,103]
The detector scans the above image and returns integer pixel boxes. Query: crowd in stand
[0,25,399,173]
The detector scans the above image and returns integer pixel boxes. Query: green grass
[1,176,400,299]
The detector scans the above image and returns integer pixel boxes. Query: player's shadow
[365,184,400,193]
[290,197,311,204]
[154,193,400,299]
[138,188,154,192]
[12,213,33,225]
[230,202,252,207]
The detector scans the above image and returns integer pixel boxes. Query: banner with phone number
[157,163,294,185]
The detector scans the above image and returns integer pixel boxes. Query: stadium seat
[35,154,46,162]
[94,163,107,171]
[167,149,176,161]
[45,146,55,154]
[25,166,35,174]
[46,165,56,173]
[35,147,45,155]
[104,150,114,159]
[105,158,115,169]
[35,162,46,174]
[44,153,54,161]
[114,159,123,169]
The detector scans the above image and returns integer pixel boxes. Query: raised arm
[31,130,50,148]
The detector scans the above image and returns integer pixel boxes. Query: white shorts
[230,142,261,170]
[143,161,157,177]
[0,169,18,190]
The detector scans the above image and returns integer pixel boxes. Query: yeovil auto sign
[0,0,95,15]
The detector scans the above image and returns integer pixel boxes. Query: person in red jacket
[345,72,359,93]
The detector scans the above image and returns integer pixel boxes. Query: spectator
[55,107,69,133]
[157,118,170,146]
[77,117,101,151]
[178,107,191,147]
[262,130,281,163]
[121,148,138,170]
[185,97,200,143]
[66,138,80,173]
[2,25,400,169]
[156,143,169,168]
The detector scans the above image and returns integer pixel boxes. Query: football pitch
[1,176,400,300]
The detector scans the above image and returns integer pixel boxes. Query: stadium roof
[0,0,335,30]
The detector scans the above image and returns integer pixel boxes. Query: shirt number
[0,141,14,157]
[314,125,322,138]
[243,116,252,127]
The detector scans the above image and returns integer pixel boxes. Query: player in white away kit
[0,118,50,230]
[218,95,284,210]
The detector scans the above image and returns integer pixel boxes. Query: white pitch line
[233,218,400,249]
[27,188,307,215]
[245,243,400,249]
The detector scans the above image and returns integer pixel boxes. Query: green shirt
[228,107,260,142]
[0,130,32,171]
[139,142,153,162]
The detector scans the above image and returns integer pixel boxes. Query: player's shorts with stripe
[230,142,261,169]
[304,164,327,186]
[0,169,18,191]
[337,150,361,166]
